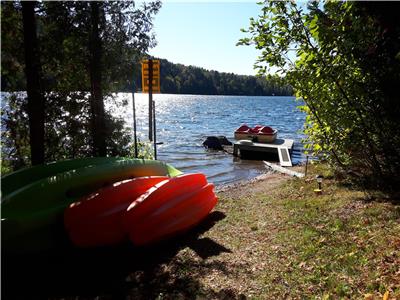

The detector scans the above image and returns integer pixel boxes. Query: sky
[148,1,263,76]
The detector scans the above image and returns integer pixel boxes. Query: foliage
[124,58,293,96]
[1,92,133,171]
[130,140,155,160]
[1,1,161,171]
[1,93,31,170]
[0,2,25,91]
[239,1,400,193]
[150,59,292,96]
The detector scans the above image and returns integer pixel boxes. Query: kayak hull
[2,158,182,253]
[1,157,123,198]
[64,176,169,247]
[122,174,218,246]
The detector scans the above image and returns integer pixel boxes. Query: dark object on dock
[203,136,232,150]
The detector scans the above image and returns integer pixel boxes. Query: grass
[3,164,400,299]
[258,174,400,299]
[156,164,400,299]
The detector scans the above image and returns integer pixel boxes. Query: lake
[111,93,306,185]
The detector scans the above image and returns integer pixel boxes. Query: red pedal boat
[234,124,277,143]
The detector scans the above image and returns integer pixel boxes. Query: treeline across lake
[129,59,293,96]
[3,54,293,97]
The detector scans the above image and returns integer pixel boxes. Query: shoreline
[215,163,306,193]
[215,170,275,193]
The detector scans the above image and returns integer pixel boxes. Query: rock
[217,136,232,146]
[203,136,224,150]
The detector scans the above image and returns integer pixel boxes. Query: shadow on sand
[2,211,232,299]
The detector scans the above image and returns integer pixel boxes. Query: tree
[239,1,400,192]
[89,1,106,156]
[1,1,162,169]
[21,1,45,165]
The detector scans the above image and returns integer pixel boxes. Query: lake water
[112,93,306,185]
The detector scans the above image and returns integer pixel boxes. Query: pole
[305,155,309,176]
[153,100,157,160]
[132,82,138,158]
[148,59,153,141]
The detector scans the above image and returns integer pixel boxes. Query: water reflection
[111,93,306,185]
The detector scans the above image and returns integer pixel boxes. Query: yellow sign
[141,59,160,93]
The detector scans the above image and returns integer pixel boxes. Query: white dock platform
[233,138,294,158]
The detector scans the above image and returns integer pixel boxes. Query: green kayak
[1,158,182,253]
[1,157,124,198]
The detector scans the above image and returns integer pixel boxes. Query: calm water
[112,93,306,185]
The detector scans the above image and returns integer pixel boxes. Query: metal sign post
[148,60,153,142]
[141,59,160,160]
[153,100,157,160]
[132,84,138,158]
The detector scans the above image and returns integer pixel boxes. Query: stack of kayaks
[1,157,217,253]
[234,124,278,143]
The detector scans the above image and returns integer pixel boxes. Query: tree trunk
[21,1,45,165]
[89,1,106,156]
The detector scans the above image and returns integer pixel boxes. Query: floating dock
[232,138,294,156]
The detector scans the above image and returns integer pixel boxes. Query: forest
[130,58,293,96]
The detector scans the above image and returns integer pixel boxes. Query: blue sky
[148,1,263,76]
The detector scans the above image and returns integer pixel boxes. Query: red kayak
[64,173,217,248]
[64,176,168,247]
[122,173,218,246]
